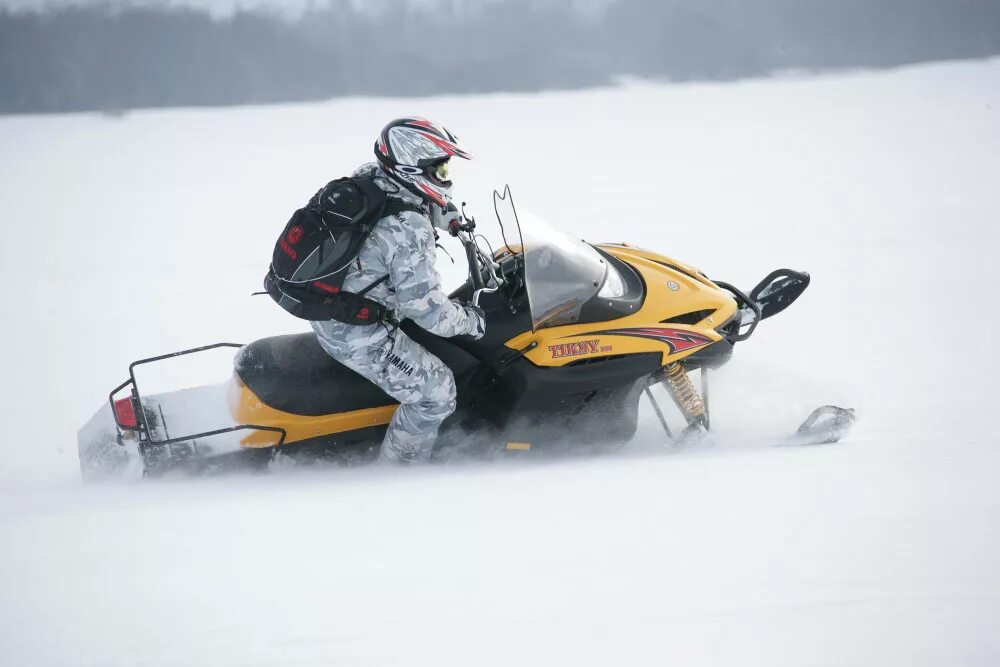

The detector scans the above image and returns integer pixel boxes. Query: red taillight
[113,397,138,429]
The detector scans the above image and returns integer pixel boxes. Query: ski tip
[793,405,856,446]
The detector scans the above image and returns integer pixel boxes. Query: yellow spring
[665,362,706,424]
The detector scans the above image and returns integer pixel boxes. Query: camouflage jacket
[321,163,479,338]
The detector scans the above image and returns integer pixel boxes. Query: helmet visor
[428,159,451,185]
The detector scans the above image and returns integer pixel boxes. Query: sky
[1,0,342,16]
[0,0,608,18]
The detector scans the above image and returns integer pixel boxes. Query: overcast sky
[1,0,340,16]
[0,0,609,17]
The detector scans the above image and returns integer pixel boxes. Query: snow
[2,58,1000,665]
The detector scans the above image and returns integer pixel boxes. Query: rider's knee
[421,367,456,418]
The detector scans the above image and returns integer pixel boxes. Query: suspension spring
[663,362,706,426]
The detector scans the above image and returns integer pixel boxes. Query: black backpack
[264,176,420,324]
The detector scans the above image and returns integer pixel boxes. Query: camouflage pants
[311,320,457,463]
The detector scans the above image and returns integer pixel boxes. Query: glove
[464,304,486,340]
[430,202,462,235]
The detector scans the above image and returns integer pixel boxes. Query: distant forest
[1,0,999,114]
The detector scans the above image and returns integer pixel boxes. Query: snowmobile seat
[234,334,397,417]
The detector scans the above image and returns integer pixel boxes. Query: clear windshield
[494,187,608,330]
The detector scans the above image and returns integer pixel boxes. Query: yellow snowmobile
[78,187,853,480]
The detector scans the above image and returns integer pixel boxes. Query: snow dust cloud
[1,58,998,665]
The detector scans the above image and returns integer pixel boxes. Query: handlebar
[455,229,501,307]
[464,233,486,291]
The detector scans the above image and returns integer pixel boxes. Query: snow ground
[1,59,999,665]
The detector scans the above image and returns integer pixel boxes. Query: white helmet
[374,117,472,207]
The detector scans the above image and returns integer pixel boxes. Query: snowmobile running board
[644,367,856,446]
[108,342,287,450]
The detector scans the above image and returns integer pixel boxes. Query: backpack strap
[351,184,422,305]
[349,174,424,222]
[354,198,422,282]
[349,177,389,230]
[357,274,389,297]
[382,199,424,218]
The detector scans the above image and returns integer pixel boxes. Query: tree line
[1,0,998,114]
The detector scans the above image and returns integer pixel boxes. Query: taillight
[113,397,139,429]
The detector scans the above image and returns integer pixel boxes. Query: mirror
[749,269,811,320]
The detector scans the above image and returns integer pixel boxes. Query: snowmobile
[78,187,854,481]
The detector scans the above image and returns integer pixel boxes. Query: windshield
[494,187,609,330]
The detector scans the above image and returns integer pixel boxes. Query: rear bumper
[77,403,144,483]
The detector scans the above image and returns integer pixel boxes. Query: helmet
[374,117,472,207]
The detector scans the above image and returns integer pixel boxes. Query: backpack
[264,176,421,324]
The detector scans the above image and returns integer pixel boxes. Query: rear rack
[108,342,287,449]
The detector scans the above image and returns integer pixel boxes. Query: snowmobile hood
[502,244,739,369]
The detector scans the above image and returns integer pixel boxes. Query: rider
[311,118,486,463]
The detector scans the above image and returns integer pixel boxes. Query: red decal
[415,130,461,157]
[594,327,712,354]
[415,180,447,207]
[549,339,604,359]
[312,281,340,294]
[287,225,303,245]
[278,238,297,260]
[357,307,370,321]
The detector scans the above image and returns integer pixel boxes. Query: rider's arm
[385,211,483,338]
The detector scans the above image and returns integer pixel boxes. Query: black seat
[235,334,397,416]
